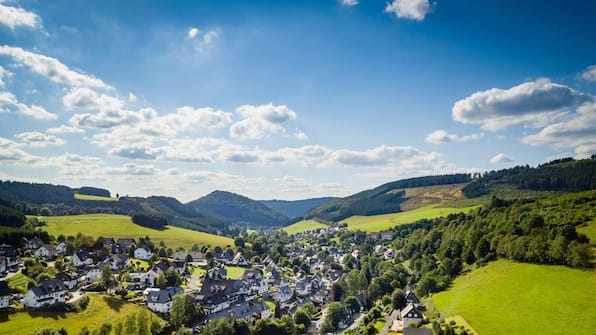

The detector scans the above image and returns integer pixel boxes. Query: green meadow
[432,259,596,335]
[342,205,478,232]
[225,265,248,279]
[282,219,328,235]
[74,193,118,201]
[0,294,162,335]
[41,214,234,250]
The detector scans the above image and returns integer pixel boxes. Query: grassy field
[282,219,328,235]
[342,205,478,232]
[578,219,596,245]
[41,214,234,250]
[74,193,118,201]
[8,273,33,293]
[432,259,596,335]
[225,265,248,279]
[0,294,162,335]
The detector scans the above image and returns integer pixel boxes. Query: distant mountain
[260,197,336,218]
[302,174,473,222]
[187,190,290,227]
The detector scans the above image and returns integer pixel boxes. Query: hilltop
[260,197,336,218]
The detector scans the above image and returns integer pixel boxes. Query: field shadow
[27,310,67,320]
[0,312,9,322]
[103,296,125,312]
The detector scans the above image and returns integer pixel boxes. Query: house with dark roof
[400,303,424,328]
[0,244,19,271]
[232,252,248,266]
[173,251,206,264]
[250,300,271,321]
[116,238,136,253]
[196,278,245,313]
[0,257,5,275]
[171,260,186,275]
[242,270,268,297]
[23,279,67,308]
[108,254,129,271]
[56,271,81,290]
[35,244,57,260]
[146,287,183,314]
[72,250,93,267]
[404,289,420,304]
[207,266,228,280]
[134,245,152,260]
[23,237,44,250]
[0,281,10,309]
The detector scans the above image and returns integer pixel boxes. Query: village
[0,225,430,335]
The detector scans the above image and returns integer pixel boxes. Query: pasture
[74,193,118,201]
[432,259,596,335]
[282,219,327,235]
[40,214,234,250]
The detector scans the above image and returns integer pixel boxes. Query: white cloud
[0,91,57,120]
[489,153,514,164]
[188,27,200,39]
[452,79,589,131]
[15,131,66,148]
[0,46,110,88]
[230,103,299,140]
[0,65,13,87]
[522,101,596,155]
[187,27,220,53]
[582,65,596,82]
[0,0,40,29]
[0,136,30,161]
[340,0,359,6]
[69,109,142,129]
[425,130,484,144]
[63,87,125,112]
[46,125,84,134]
[385,0,433,21]
[106,163,159,176]
[156,106,233,133]
[128,92,137,102]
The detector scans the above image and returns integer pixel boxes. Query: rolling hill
[187,190,290,227]
[260,197,336,218]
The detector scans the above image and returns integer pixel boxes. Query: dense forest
[187,190,290,227]
[260,197,336,219]
[302,174,471,222]
[77,186,111,197]
[132,213,168,229]
[463,157,596,197]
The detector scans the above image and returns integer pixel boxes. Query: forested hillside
[187,190,290,227]
[463,156,596,197]
[302,174,472,222]
[260,197,336,218]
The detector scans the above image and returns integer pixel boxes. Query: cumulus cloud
[452,79,589,131]
[489,153,514,164]
[0,91,57,120]
[0,136,30,161]
[582,65,596,82]
[0,46,110,88]
[15,131,66,148]
[46,125,84,134]
[425,130,484,144]
[340,0,359,6]
[187,27,199,38]
[63,87,125,112]
[0,65,13,87]
[69,109,142,129]
[522,101,596,155]
[385,0,433,21]
[156,106,232,133]
[0,0,40,29]
[230,103,298,140]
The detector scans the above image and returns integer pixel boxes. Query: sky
[0,0,595,202]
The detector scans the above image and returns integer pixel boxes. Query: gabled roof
[0,244,17,258]
[56,271,81,281]
[197,278,239,305]
[0,281,9,296]
[400,303,424,319]
[146,287,181,304]
[39,244,56,253]
[172,251,205,261]
[74,250,90,261]
[172,260,185,268]
[116,238,136,247]
[242,269,262,281]
[31,279,65,297]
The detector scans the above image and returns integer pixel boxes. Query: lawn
[225,265,248,279]
[74,193,118,201]
[282,219,327,235]
[432,259,596,335]
[40,214,234,250]
[342,205,478,232]
[0,294,162,335]
[8,273,33,293]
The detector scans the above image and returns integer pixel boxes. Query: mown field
[282,219,328,235]
[40,214,234,250]
[0,294,162,335]
[74,193,118,201]
[342,205,478,232]
[432,259,596,335]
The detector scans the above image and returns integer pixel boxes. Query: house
[0,257,5,275]
[173,251,206,264]
[146,287,183,314]
[215,252,231,264]
[0,281,9,309]
[108,254,129,271]
[85,265,103,283]
[381,232,393,241]
[400,303,424,328]
[230,301,252,322]
[232,252,248,266]
[55,242,67,255]
[35,244,56,260]
[403,328,432,335]
[23,237,44,250]
[384,248,395,260]
[99,237,116,247]
[134,246,152,260]
[0,244,19,271]
[116,238,136,253]
[196,279,245,313]
[171,260,186,275]
[24,279,67,308]
[56,271,81,290]
[207,266,228,280]
[404,289,419,304]
[242,270,268,296]
[273,283,293,303]
[131,267,162,288]
[72,250,93,267]
[250,300,271,320]
[369,233,380,241]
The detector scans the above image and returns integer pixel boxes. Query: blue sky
[0,0,595,201]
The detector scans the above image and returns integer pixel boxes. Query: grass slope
[578,219,596,245]
[432,260,596,335]
[225,265,248,279]
[282,219,327,235]
[0,294,161,335]
[41,214,233,249]
[74,193,118,201]
[342,205,478,232]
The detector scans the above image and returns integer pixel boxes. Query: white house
[0,257,6,275]
[400,303,424,328]
[130,267,161,288]
[0,281,10,309]
[134,246,152,260]
[232,252,248,266]
[0,244,19,271]
[56,272,81,290]
[35,244,56,260]
[72,250,93,267]
[55,242,67,255]
[146,287,183,314]
[273,283,293,303]
[86,265,103,283]
[23,279,67,308]
[23,237,43,250]
[108,254,129,271]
